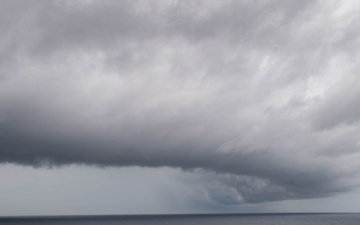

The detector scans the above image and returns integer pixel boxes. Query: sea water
[0,213,359,225]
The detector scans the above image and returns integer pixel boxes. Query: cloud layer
[1,0,360,206]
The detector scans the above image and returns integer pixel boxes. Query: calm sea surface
[0,213,359,225]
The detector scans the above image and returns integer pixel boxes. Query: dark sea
[0,213,359,225]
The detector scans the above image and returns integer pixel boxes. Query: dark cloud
[1,0,360,206]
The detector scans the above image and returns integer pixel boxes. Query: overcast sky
[1,0,360,216]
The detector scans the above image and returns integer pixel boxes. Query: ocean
[0,213,359,225]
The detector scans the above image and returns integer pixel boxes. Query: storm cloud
[1,0,360,206]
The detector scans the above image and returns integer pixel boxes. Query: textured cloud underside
[1,0,360,205]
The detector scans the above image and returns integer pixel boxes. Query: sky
[1,0,360,216]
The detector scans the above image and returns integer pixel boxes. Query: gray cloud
[1,0,360,206]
